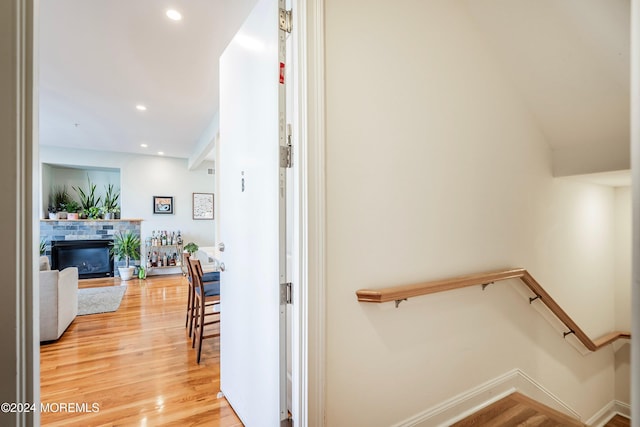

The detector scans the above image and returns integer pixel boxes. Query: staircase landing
[451,392,586,426]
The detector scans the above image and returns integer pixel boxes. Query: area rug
[77,286,127,316]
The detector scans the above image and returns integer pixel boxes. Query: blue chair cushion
[202,271,220,282]
[195,281,220,297]
[188,271,220,284]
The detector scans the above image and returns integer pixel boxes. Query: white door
[218,0,289,425]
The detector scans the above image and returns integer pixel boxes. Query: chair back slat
[189,258,204,289]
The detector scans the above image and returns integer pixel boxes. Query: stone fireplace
[40,219,142,277]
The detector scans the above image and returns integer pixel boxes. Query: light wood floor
[452,392,631,427]
[452,392,586,427]
[605,414,631,427]
[40,274,243,426]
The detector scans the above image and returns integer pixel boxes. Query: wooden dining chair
[184,253,220,337]
[189,257,221,364]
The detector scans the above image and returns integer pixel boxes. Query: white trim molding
[294,0,326,425]
[631,1,640,426]
[1,0,38,425]
[391,369,581,427]
[586,401,631,427]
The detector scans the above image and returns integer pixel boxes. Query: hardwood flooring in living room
[40,274,243,426]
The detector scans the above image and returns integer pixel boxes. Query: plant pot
[57,211,68,219]
[104,212,113,220]
[118,266,135,281]
[48,212,57,220]
[67,212,79,220]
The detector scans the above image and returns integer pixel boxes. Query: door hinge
[280,282,293,304]
[279,8,292,33]
[279,145,292,168]
[280,125,293,168]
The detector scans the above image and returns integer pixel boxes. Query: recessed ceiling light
[166,9,182,21]
[136,105,147,111]
[158,151,164,156]
[140,143,148,148]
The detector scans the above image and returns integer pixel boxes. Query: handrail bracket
[394,298,408,308]
[563,330,575,338]
[481,282,494,291]
[529,295,540,304]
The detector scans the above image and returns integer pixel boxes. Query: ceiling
[40,0,631,181]
[39,0,257,163]
[464,0,630,177]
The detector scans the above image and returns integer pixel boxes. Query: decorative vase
[67,212,79,220]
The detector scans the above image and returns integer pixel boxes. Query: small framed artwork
[193,192,214,220]
[153,196,174,214]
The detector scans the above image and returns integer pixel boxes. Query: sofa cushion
[40,266,78,342]
[39,255,51,271]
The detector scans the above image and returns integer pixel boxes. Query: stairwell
[451,392,629,427]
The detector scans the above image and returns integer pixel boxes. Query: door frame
[8,0,327,426]
[290,0,326,425]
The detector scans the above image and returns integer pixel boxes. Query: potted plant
[102,184,120,220]
[39,239,46,255]
[47,205,57,220]
[84,206,102,220]
[184,242,199,256]
[52,185,71,219]
[65,200,81,220]
[110,231,141,281]
[73,176,101,218]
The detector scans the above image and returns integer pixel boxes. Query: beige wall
[324,0,619,424]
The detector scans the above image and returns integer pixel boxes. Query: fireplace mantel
[42,218,143,222]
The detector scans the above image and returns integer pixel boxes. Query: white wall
[325,0,618,424]
[40,146,217,247]
[42,163,119,212]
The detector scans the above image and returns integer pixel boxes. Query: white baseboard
[392,369,581,427]
[586,400,630,427]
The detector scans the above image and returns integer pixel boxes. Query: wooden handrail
[355,268,631,352]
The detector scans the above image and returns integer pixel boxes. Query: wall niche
[42,163,121,219]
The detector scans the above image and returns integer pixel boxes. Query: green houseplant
[84,206,102,219]
[73,176,101,218]
[102,184,120,219]
[65,200,81,220]
[184,242,199,256]
[51,185,71,218]
[110,231,141,281]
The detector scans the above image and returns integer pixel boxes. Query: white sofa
[193,246,221,272]
[39,256,79,342]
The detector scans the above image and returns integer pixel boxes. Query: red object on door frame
[279,62,285,84]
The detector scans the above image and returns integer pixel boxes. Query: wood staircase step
[451,392,586,427]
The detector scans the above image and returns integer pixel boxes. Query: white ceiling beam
[188,112,219,170]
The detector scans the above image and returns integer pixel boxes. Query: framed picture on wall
[192,192,214,220]
[153,196,174,214]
